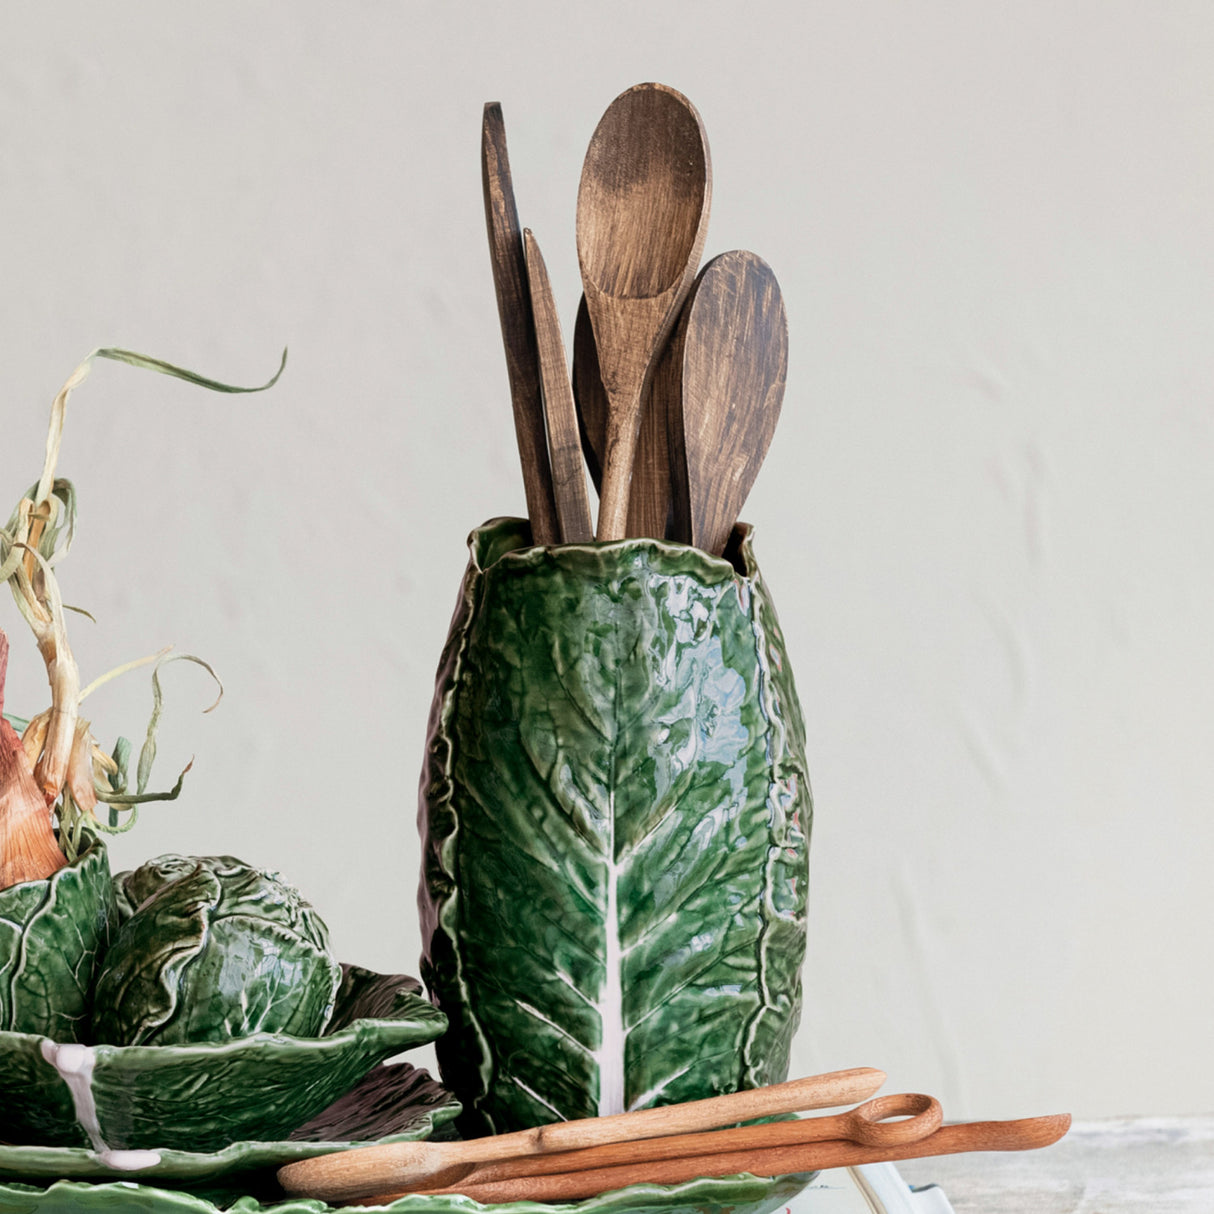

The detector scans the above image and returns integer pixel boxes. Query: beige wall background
[1,2,1210,1121]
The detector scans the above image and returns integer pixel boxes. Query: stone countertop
[897,1116,1214,1213]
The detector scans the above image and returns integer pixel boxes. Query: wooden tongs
[277,1068,1070,1206]
[277,1067,883,1202]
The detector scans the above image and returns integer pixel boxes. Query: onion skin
[0,630,65,890]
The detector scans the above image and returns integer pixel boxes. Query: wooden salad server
[403,1112,1072,1206]
[276,1066,886,1202]
[522,230,593,542]
[382,1093,941,1197]
[482,102,560,546]
[576,82,711,541]
[666,250,789,557]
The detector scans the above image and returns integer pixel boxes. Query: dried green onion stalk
[0,347,285,889]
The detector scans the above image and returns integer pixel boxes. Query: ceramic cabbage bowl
[0,964,447,1157]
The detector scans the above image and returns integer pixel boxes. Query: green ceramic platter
[0,1168,813,1214]
[0,1060,459,1184]
[0,967,447,1154]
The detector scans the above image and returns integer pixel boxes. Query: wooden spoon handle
[403,1114,1071,1206]
[416,1094,941,1188]
[472,1067,887,1161]
[281,1068,885,1202]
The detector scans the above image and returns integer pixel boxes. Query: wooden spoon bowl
[576,82,711,540]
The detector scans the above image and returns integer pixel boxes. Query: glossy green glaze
[419,518,812,1135]
[0,1169,812,1214]
[0,832,114,1043]
[0,965,447,1152]
[93,856,342,1046]
[0,1060,459,1183]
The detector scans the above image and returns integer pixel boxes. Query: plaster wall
[1,1,1210,1120]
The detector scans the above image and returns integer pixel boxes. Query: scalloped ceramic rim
[0,1062,460,1183]
[0,1167,815,1214]
[0,967,448,1153]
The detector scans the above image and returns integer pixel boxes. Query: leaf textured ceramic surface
[0,832,114,1042]
[419,518,811,1135]
[0,1060,459,1183]
[93,855,342,1046]
[0,965,446,1152]
[0,1168,811,1214]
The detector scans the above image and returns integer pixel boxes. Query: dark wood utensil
[571,295,606,493]
[405,1113,1071,1205]
[277,1067,886,1202]
[576,82,711,541]
[666,250,788,557]
[573,295,672,538]
[482,102,559,546]
[523,230,593,542]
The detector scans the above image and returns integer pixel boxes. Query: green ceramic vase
[419,518,812,1136]
[0,831,114,1043]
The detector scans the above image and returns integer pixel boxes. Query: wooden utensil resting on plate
[276,1066,885,1202]
[392,1092,941,1196]
[406,1112,1071,1206]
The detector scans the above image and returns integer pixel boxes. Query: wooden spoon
[572,294,672,538]
[576,82,711,540]
[277,1067,886,1202]
[482,102,560,546]
[406,1113,1072,1205]
[666,250,788,557]
[523,230,593,542]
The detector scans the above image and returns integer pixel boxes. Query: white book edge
[785,1163,956,1212]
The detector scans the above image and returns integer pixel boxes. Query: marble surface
[899,1116,1214,1213]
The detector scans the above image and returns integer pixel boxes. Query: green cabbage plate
[0,966,446,1154]
[0,1168,813,1214]
[0,1059,459,1184]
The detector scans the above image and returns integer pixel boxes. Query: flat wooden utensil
[402,1113,1071,1206]
[572,295,607,493]
[576,81,711,541]
[572,294,672,538]
[384,1093,941,1196]
[482,102,559,546]
[277,1066,885,1202]
[666,249,789,557]
[523,230,593,543]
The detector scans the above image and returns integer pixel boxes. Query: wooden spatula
[523,230,593,543]
[482,102,560,546]
[666,250,788,557]
[572,295,606,494]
